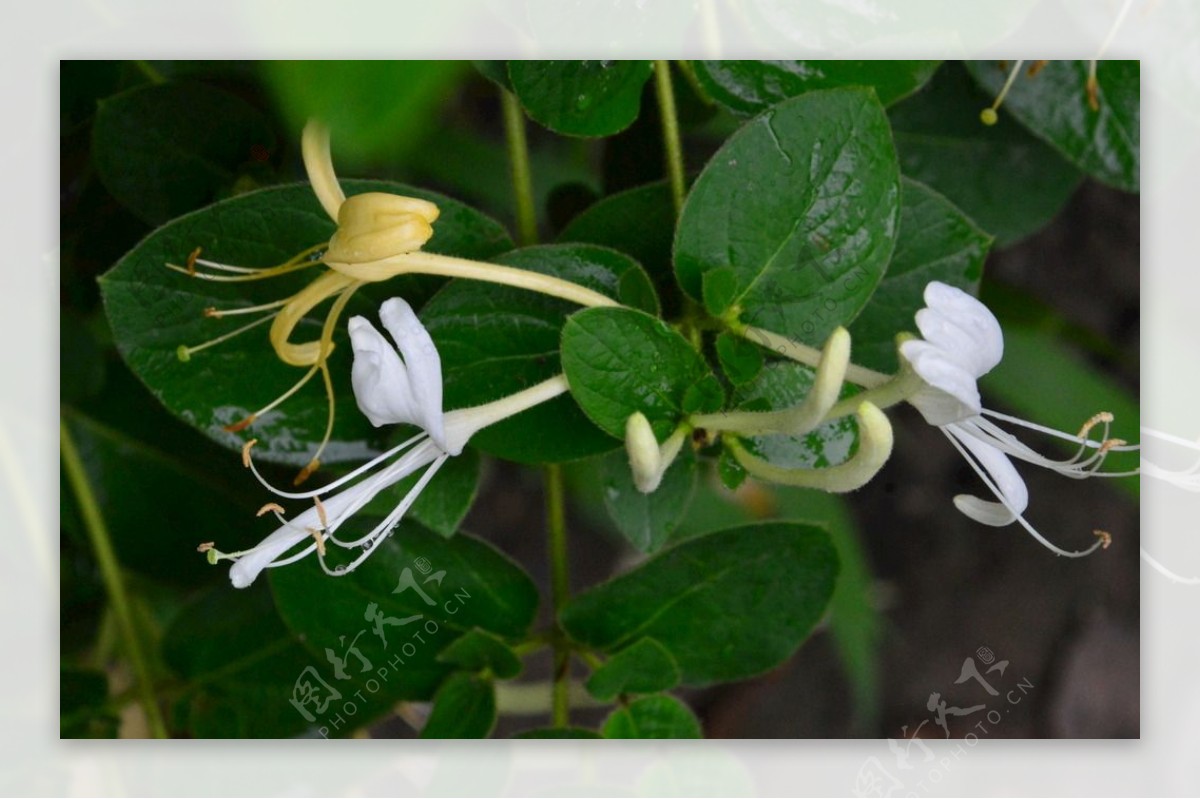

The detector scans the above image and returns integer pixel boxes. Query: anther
[1026,60,1047,77]
[1078,412,1114,439]
[197,542,214,552]
[1094,529,1113,549]
[225,415,257,433]
[186,246,201,275]
[314,496,329,529]
[241,438,258,468]
[308,527,327,556]
[203,307,220,318]
[1099,438,1127,454]
[295,458,320,486]
[256,501,285,517]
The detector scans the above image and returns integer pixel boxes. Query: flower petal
[945,424,1029,527]
[379,297,450,454]
[900,339,982,425]
[921,282,1003,375]
[229,506,321,589]
[348,315,418,428]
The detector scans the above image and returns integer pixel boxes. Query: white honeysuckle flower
[202,297,569,588]
[899,281,1138,558]
[349,296,449,454]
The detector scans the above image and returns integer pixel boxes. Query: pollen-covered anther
[225,415,257,434]
[1078,412,1114,439]
[294,458,320,486]
[1099,438,1127,454]
[1094,529,1113,549]
[308,527,327,557]
[256,502,285,517]
[196,542,214,552]
[241,438,258,468]
[314,496,329,529]
[186,246,201,275]
[203,306,220,318]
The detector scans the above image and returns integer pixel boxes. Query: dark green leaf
[437,628,523,680]
[717,448,748,490]
[265,61,466,165]
[561,307,716,440]
[586,638,681,701]
[60,668,118,738]
[702,267,739,316]
[692,60,942,116]
[601,694,701,739]
[847,177,990,372]
[509,60,654,137]
[162,584,329,738]
[675,88,900,346]
[92,82,276,225]
[602,446,697,553]
[420,243,656,463]
[61,409,250,587]
[269,525,539,709]
[560,522,839,684]
[889,62,1082,245]
[361,448,481,538]
[99,180,511,467]
[513,727,603,738]
[964,60,1138,192]
[715,331,764,386]
[730,361,860,470]
[421,673,497,739]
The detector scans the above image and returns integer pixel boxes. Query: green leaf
[964,60,1138,192]
[731,361,860,470]
[162,584,328,738]
[265,61,466,165]
[675,88,901,346]
[586,638,681,701]
[889,62,1082,246]
[437,628,523,680]
[702,267,739,316]
[692,60,942,116]
[561,306,718,440]
[92,82,276,225]
[558,181,677,302]
[601,446,697,554]
[420,243,656,464]
[360,447,480,538]
[60,668,118,738]
[60,409,252,587]
[99,180,511,467]
[715,331,764,386]
[269,525,539,709]
[560,522,839,684]
[513,727,603,739]
[420,673,497,739]
[847,177,990,372]
[601,694,702,739]
[508,60,654,137]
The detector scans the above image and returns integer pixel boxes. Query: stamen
[308,527,327,557]
[1094,529,1113,550]
[245,431,427,500]
[241,439,257,468]
[186,246,201,275]
[176,313,275,363]
[256,501,285,517]
[942,428,1105,558]
[980,59,1024,126]
[1078,412,1114,439]
[196,542,214,552]
[165,243,327,282]
[224,363,323,433]
[203,298,290,318]
[1026,60,1048,77]
[314,496,329,529]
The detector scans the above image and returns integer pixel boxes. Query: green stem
[60,417,168,738]
[654,60,687,216]
[545,464,571,727]
[501,88,538,247]
[496,680,606,715]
